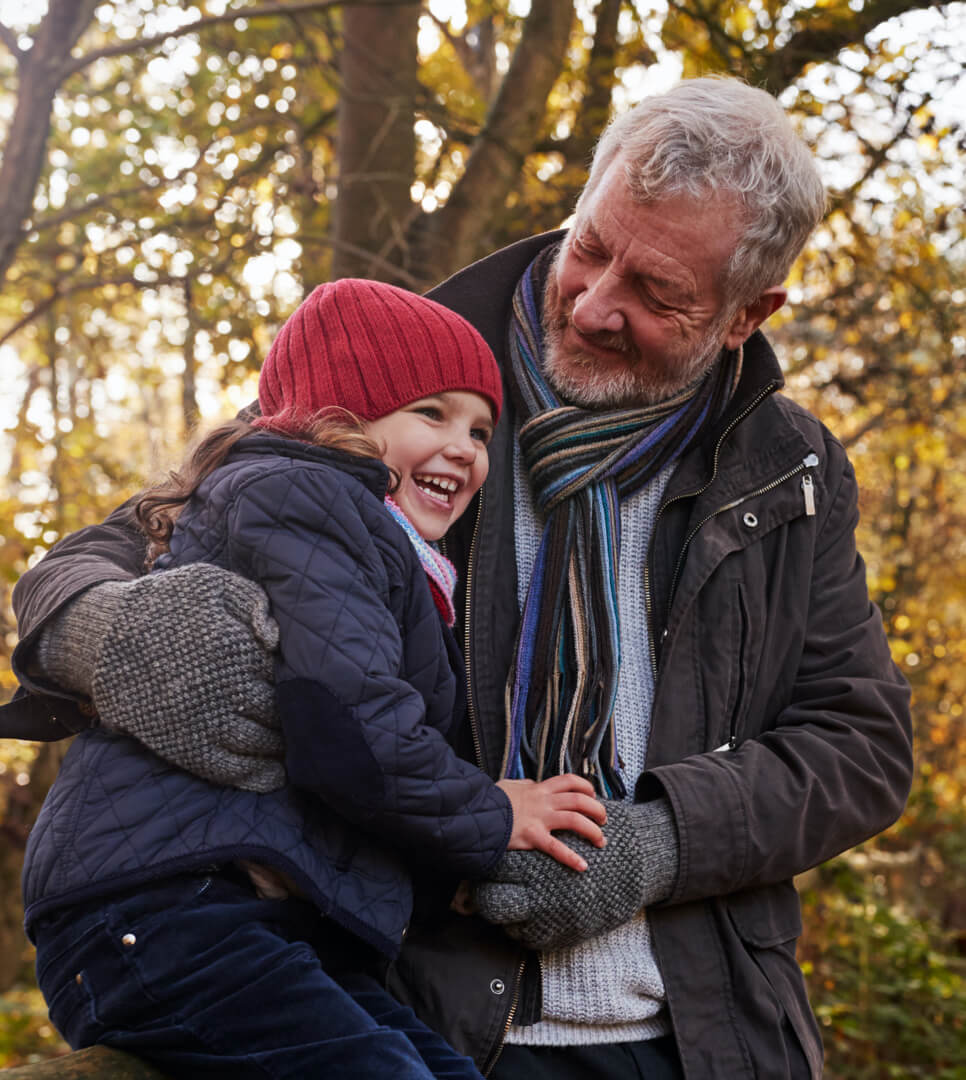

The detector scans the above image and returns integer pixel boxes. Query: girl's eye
[471,428,492,445]
[414,405,443,420]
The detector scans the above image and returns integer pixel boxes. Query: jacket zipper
[663,449,820,639]
[704,452,816,759]
[643,382,779,677]
[453,484,531,1074]
[482,955,528,1076]
[719,588,750,753]
[440,488,487,772]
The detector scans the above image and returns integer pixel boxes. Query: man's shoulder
[769,391,847,459]
[428,230,564,352]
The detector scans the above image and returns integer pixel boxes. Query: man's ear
[723,287,787,350]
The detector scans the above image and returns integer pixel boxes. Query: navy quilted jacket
[22,434,512,957]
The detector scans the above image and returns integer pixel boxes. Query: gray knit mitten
[473,798,679,951]
[39,565,284,792]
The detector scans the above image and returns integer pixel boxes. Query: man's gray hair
[581,76,826,308]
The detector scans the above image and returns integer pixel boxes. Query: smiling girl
[22,280,605,1080]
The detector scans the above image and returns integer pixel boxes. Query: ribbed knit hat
[254,278,502,432]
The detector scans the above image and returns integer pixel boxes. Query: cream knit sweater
[507,441,674,1045]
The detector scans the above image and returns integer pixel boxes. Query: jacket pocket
[728,878,802,947]
[716,581,757,752]
[727,881,822,1078]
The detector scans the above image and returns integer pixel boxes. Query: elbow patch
[278,677,385,802]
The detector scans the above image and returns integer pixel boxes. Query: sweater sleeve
[223,466,512,877]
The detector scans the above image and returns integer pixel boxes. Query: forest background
[0,0,964,1074]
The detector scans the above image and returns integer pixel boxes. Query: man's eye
[641,288,676,314]
[572,236,602,260]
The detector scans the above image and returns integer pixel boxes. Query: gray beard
[542,321,727,409]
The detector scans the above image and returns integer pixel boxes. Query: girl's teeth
[415,476,457,492]
[416,482,450,505]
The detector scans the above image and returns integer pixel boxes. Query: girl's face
[367,391,494,541]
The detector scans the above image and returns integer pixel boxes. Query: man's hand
[473,798,679,950]
[497,775,607,872]
[86,564,284,792]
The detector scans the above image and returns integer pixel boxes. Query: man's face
[543,158,748,408]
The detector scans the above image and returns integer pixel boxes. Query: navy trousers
[32,870,482,1080]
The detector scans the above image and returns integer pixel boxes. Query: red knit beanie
[254,279,502,433]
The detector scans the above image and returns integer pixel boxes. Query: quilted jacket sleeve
[223,465,512,878]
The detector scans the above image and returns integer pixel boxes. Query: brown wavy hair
[135,409,388,567]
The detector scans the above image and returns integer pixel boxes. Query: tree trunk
[0,743,68,992]
[0,0,100,285]
[182,279,199,437]
[330,2,420,284]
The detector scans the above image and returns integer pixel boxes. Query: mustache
[545,299,637,357]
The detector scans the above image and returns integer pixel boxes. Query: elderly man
[5,78,911,1079]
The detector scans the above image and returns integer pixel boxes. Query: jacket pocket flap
[728,880,802,948]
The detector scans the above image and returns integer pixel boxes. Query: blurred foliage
[2,0,966,1073]
[799,785,966,1077]
[0,986,67,1068]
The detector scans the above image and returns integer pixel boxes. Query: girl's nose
[444,429,478,462]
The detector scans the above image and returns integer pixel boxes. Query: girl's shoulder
[204,434,389,509]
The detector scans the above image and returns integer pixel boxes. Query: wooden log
[0,1046,168,1078]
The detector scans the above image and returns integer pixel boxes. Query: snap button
[121,933,137,947]
[489,979,505,995]
[74,973,83,985]
[742,512,759,528]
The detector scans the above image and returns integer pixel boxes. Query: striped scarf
[503,245,738,797]
[384,495,458,627]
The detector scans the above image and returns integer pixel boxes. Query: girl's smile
[366,390,494,541]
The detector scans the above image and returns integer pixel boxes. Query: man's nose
[571,271,626,336]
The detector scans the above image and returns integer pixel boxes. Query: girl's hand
[496,775,607,872]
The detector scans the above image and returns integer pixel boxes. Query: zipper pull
[801,454,818,517]
[801,474,816,516]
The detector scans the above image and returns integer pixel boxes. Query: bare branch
[62,0,411,78]
[428,11,497,100]
[301,231,425,290]
[0,272,183,348]
[757,0,938,93]
[411,0,575,285]
[555,0,623,166]
[0,20,24,60]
